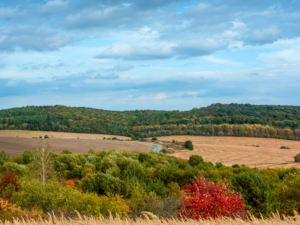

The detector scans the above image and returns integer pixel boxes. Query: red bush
[178,177,248,220]
[64,180,75,187]
[0,171,20,199]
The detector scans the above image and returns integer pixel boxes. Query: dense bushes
[275,172,300,216]
[2,147,300,221]
[12,179,128,218]
[232,172,279,218]
[0,151,9,165]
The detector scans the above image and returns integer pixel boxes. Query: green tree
[188,155,204,167]
[184,140,194,150]
[275,172,300,216]
[22,150,34,164]
[231,172,279,218]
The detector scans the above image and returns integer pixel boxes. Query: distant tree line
[0,103,299,140]
[132,124,300,140]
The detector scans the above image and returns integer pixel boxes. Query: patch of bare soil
[157,136,300,169]
[0,136,151,157]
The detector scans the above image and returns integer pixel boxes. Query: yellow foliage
[0,199,45,222]
[0,199,16,213]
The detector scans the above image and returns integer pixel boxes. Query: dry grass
[1,212,300,225]
[158,136,300,169]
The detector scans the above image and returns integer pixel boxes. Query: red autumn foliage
[0,171,20,200]
[178,177,248,220]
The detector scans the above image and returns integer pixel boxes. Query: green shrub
[95,172,126,195]
[0,151,9,165]
[131,136,136,140]
[81,168,94,178]
[172,139,175,143]
[81,173,97,192]
[280,146,290,149]
[184,140,194,150]
[12,156,23,164]
[143,178,166,197]
[39,136,42,139]
[88,149,95,154]
[196,161,215,171]
[275,172,300,216]
[107,138,111,140]
[215,162,224,168]
[138,153,150,163]
[152,137,157,141]
[160,148,167,154]
[103,137,106,139]
[294,153,300,162]
[171,168,200,186]
[232,164,240,168]
[112,137,117,140]
[44,135,49,138]
[70,165,83,179]
[122,161,145,181]
[81,163,96,178]
[203,169,222,183]
[22,150,34,164]
[231,171,279,218]
[61,149,72,154]
[12,179,129,218]
[2,162,29,175]
[167,182,181,197]
[188,155,204,167]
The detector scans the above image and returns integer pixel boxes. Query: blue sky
[0,0,300,110]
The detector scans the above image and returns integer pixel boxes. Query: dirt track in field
[0,131,151,156]
[158,136,300,169]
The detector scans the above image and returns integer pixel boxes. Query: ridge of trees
[0,103,299,139]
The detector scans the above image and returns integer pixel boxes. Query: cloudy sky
[0,0,300,110]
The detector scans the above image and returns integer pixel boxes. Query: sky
[0,0,300,111]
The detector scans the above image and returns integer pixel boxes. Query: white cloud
[95,42,176,60]
[232,21,246,29]
[200,55,242,66]
[153,93,168,100]
[5,80,17,86]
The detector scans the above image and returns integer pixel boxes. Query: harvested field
[158,136,300,169]
[0,131,151,157]
[0,130,126,139]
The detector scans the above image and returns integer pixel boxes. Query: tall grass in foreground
[1,212,300,225]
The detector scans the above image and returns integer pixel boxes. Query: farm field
[158,136,300,169]
[0,130,151,157]
[0,130,127,139]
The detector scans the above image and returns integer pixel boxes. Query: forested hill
[0,103,300,137]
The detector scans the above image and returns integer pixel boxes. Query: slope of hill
[0,103,299,138]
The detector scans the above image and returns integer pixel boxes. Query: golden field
[158,136,300,169]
